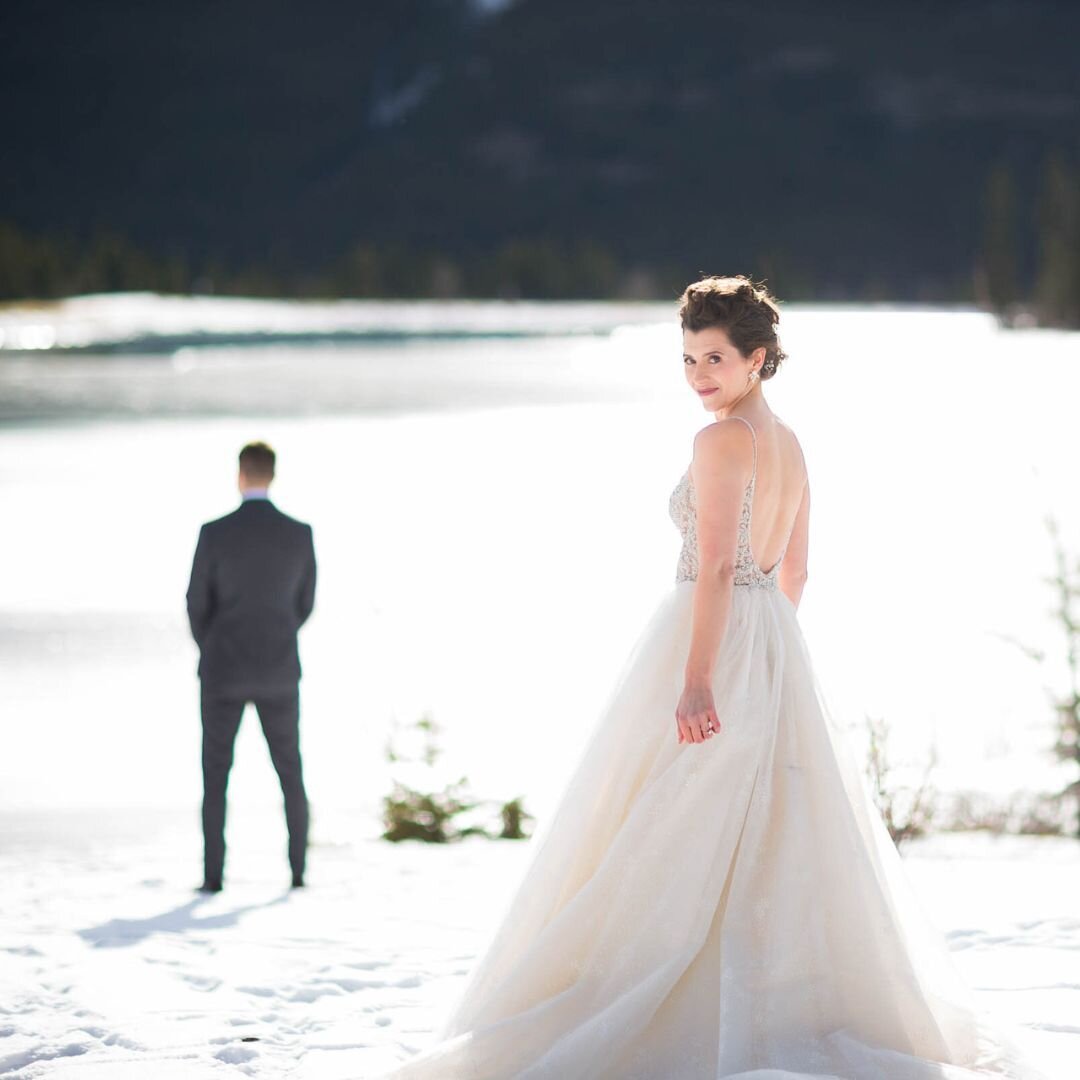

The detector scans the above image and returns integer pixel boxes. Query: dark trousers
[200,687,309,886]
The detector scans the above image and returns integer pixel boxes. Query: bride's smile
[682,324,765,413]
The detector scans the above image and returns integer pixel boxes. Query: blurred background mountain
[2,0,1078,312]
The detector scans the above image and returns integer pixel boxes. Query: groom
[185,441,317,893]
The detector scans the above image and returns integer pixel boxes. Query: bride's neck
[713,382,764,420]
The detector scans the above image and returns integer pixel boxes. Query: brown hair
[238,441,276,482]
[678,275,788,379]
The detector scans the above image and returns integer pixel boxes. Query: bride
[379,276,1046,1079]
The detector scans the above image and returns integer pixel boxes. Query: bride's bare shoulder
[690,418,755,468]
[771,413,798,441]
[771,415,808,474]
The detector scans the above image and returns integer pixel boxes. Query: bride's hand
[676,684,720,744]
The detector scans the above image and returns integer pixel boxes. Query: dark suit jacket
[186,499,316,698]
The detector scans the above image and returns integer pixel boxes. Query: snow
[3,300,1080,1077]
[2,815,1076,1079]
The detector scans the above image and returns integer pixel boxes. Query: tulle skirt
[377,582,1046,1079]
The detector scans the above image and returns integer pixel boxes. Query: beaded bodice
[668,415,788,590]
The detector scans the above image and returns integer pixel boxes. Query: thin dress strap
[725,415,757,487]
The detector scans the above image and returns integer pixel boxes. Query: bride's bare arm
[678,421,752,744]
[779,480,809,609]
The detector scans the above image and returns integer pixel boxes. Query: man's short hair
[238,441,276,483]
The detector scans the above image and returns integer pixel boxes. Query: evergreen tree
[979,162,1018,317]
[1044,517,1080,839]
[1034,153,1080,328]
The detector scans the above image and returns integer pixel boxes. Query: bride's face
[682,326,760,412]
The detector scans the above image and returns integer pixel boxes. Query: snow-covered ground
[2,812,1077,1080]
[4,300,1080,1078]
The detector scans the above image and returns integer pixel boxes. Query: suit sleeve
[186,524,216,647]
[296,524,317,627]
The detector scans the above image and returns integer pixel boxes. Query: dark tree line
[0,217,990,307]
[978,151,1080,329]
[4,150,1079,313]
[0,222,677,303]
[0,223,829,305]
[0,223,193,301]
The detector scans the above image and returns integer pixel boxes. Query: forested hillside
[2,0,1077,304]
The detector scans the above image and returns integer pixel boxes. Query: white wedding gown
[378,417,1046,1080]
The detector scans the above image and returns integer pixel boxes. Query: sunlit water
[2,297,1078,836]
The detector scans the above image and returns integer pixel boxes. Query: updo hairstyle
[678,275,788,380]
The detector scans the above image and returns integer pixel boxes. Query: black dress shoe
[197,880,223,894]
